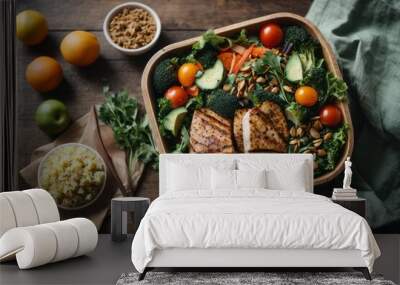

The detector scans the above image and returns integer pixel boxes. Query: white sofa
[0,189,98,269]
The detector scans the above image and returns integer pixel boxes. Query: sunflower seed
[323,132,333,141]
[290,127,296,137]
[237,80,246,92]
[296,127,304,137]
[317,149,327,157]
[240,65,251,72]
[313,120,323,131]
[289,139,299,145]
[313,139,323,148]
[283,85,293,93]
[270,78,278,85]
[271,86,279,94]
[256,77,266,83]
[247,86,255,94]
[223,84,232,92]
[309,128,320,139]
[311,116,321,121]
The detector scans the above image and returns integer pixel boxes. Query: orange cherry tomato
[178,63,200,87]
[186,85,199,97]
[319,105,342,127]
[165,86,189,108]
[259,23,283,48]
[295,86,318,107]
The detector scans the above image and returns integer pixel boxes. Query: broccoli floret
[152,58,179,96]
[282,26,310,54]
[302,66,326,87]
[195,44,218,69]
[207,89,239,119]
[250,88,285,107]
[284,102,308,126]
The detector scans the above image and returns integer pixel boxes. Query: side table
[331,198,366,218]
[111,197,150,242]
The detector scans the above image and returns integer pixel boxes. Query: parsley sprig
[99,87,158,175]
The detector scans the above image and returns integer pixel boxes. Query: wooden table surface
[15,0,311,201]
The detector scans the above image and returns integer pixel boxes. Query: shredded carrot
[232,45,254,74]
[218,52,235,71]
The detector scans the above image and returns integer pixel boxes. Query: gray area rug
[117,272,396,285]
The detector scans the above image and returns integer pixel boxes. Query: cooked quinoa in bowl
[38,143,106,209]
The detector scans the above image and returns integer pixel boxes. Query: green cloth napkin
[307,0,400,231]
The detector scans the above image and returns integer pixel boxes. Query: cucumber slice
[285,53,303,82]
[163,107,187,137]
[196,60,224,90]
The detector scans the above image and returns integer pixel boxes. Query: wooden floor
[15,0,312,200]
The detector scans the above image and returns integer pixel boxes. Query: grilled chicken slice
[258,101,289,140]
[189,108,235,153]
[233,108,248,152]
[242,108,287,153]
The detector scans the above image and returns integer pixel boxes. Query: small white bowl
[38,143,107,211]
[103,2,161,55]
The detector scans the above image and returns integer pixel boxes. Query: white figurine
[343,157,353,189]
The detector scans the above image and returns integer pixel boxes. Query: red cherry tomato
[165,86,188,108]
[186,85,199,97]
[319,105,342,127]
[259,23,283,48]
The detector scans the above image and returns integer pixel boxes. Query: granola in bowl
[103,2,161,55]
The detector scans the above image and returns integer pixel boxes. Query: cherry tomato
[186,85,199,97]
[259,23,283,48]
[319,105,342,127]
[295,86,318,107]
[178,63,200,87]
[165,86,188,108]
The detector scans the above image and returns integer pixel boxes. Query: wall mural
[5,0,399,233]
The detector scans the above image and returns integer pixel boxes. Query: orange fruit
[16,10,48,45]
[25,56,63,92]
[60,31,100,66]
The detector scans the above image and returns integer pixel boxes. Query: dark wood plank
[16,0,311,30]
[16,31,199,61]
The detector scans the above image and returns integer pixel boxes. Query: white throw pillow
[167,161,235,191]
[266,163,308,191]
[211,168,236,190]
[236,169,267,189]
[211,169,267,190]
[238,160,310,192]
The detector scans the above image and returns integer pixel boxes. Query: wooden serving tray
[141,12,354,186]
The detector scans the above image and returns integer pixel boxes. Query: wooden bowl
[141,12,354,186]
